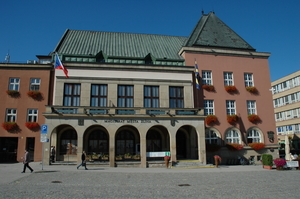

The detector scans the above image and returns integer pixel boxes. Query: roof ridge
[67,29,187,39]
[184,12,211,46]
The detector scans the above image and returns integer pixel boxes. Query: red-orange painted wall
[0,66,51,161]
[184,53,277,145]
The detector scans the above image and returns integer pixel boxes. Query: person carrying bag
[77,151,88,170]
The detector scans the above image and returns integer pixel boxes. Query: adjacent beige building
[271,70,300,154]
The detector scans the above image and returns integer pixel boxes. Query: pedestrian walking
[21,149,33,173]
[214,155,222,168]
[77,151,88,170]
[50,146,56,163]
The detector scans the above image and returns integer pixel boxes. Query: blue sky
[0,0,299,81]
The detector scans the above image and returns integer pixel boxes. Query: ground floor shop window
[60,129,77,155]
[116,130,135,155]
[146,130,162,152]
[88,130,108,155]
[0,137,18,162]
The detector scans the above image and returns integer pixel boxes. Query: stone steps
[172,160,213,168]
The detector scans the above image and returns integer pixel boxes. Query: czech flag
[55,53,69,78]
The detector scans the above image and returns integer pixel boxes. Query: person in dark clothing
[50,146,56,163]
[77,151,88,170]
[22,149,34,173]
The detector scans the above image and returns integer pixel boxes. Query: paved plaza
[0,162,299,199]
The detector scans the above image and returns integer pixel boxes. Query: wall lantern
[267,131,274,143]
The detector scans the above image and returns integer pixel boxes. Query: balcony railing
[45,106,203,117]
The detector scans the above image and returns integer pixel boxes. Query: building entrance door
[0,137,18,162]
[176,131,186,159]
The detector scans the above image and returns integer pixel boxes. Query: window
[291,93,296,103]
[169,86,184,108]
[146,130,162,152]
[275,112,283,121]
[225,129,240,143]
[282,81,287,90]
[9,78,20,91]
[27,109,38,122]
[202,71,212,85]
[88,130,108,154]
[118,85,133,107]
[30,78,40,91]
[91,84,107,107]
[244,73,254,87]
[226,100,236,115]
[224,72,233,86]
[6,109,17,122]
[205,129,219,144]
[60,129,77,155]
[116,130,135,155]
[144,86,159,108]
[247,129,261,143]
[273,99,279,108]
[204,100,214,115]
[247,101,256,115]
[63,84,81,106]
[284,96,289,105]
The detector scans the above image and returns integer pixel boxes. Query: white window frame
[204,100,214,115]
[205,129,220,145]
[225,129,240,144]
[226,100,236,115]
[27,109,38,122]
[202,71,212,85]
[6,109,17,122]
[247,100,256,115]
[244,73,254,87]
[224,72,234,86]
[9,78,20,91]
[247,129,261,143]
[30,78,41,91]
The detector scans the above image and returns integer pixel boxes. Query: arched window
[88,130,108,154]
[116,130,135,155]
[205,129,219,144]
[60,129,77,155]
[247,129,261,143]
[225,129,240,144]
[146,130,162,152]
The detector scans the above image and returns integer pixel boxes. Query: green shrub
[262,154,273,166]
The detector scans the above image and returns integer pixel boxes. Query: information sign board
[40,125,49,142]
[286,161,299,167]
[146,151,170,157]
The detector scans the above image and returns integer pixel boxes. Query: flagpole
[194,59,200,108]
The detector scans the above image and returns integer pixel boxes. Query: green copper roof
[54,30,187,61]
[54,12,256,62]
[185,12,255,51]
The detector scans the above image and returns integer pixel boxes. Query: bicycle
[248,156,256,165]
[238,156,247,165]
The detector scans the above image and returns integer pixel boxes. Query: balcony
[44,106,203,118]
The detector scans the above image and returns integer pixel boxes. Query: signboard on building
[146,151,170,157]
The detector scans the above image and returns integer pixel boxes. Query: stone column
[109,138,115,167]
[140,130,147,168]
[169,129,177,163]
[108,127,116,167]
[197,125,206,164]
